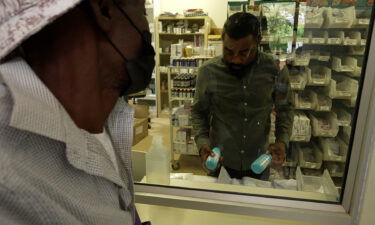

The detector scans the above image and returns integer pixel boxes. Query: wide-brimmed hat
[0,0,83,60]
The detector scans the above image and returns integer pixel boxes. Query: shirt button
[244,118,248,122]
[240,150,245,154]
[243,135,246,139]
[244,102,248,106]
[244,85,247,89]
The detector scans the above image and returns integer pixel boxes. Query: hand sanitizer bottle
[146,136,170,185]
[251,154,272,174]
[205,147,221,170]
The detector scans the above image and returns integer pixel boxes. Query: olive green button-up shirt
[192,53,293,171]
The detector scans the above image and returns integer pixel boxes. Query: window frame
[134,15,375,225]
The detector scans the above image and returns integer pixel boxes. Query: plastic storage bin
[346,66,362,78]
[304,7,325,28]
[311,31,328,44]
[296,167,339,201]
[309,112,339,137]
[361,31,368,46]
[292,52,311,66]
[324,6,356,28]
[353,17,370,27]
[262,31,275,42]
[319,137,348,162]
[307,66,331,86]
[310,51,330,62]
[280,36,294,44]
[318,51,330,62]
[340,126,352,144]
[327,31,344,45]
[344,31,361,46]
[297,142,323,169]
[342,95,357,108]
[296,31,312,44]
[332,57,357,72]
[325,162,345,177]
[228,4,244,17]
[349,46,366,55]
[293,90,315,110]
[289,67,308,90]
[313,91,332,112]
[290,111,312,142]
[325,76,358,100]
[333,108,351,127]
[283,144,299,167]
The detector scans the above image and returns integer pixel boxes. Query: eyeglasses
[224,46,257,58]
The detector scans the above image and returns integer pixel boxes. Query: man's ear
[88,0,113,33]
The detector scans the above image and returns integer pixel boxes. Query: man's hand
[267,141,286,167]
[200,144,221,173]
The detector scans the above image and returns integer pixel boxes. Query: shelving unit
[167,66,199,170]
[155,16,211,116]
[247,1,373,180]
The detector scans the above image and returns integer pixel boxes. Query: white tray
[296,167,339,202]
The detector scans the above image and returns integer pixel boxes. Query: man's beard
[226,62,250,78]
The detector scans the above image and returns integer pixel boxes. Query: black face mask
[105,1,156,96]
[121,31,155,96]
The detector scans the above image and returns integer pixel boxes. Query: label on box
[344,39,358,46]
[334,18,348,24]
[312,38,325,44]
[297,38,309,44]
[359,19,369,25]
[328,38,341,45]
[318,56,330,61]
[136,126,143,135]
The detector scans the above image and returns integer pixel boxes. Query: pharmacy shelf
[319,137,348,163]
[325,162,345,178]
[138,94,156,101]
[155,16,210,116]
[170,97,194,102]
[297,142,323,169]
[172,125,193,129]
[169,66,200,69]
[158,16,208,20]
[159,32,205,36]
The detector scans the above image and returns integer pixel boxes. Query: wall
[358,144,375,225]
[136,203,323,225]
[157,0,236,28]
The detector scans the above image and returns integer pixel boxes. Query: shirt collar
[0,58,134,188]
[0,58,66,141]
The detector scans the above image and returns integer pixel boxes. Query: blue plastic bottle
[251,154,272,174]
[205,147,221,170]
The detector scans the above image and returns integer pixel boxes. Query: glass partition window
[131,0,374,204]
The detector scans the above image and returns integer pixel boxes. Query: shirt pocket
[248,74,275,107]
